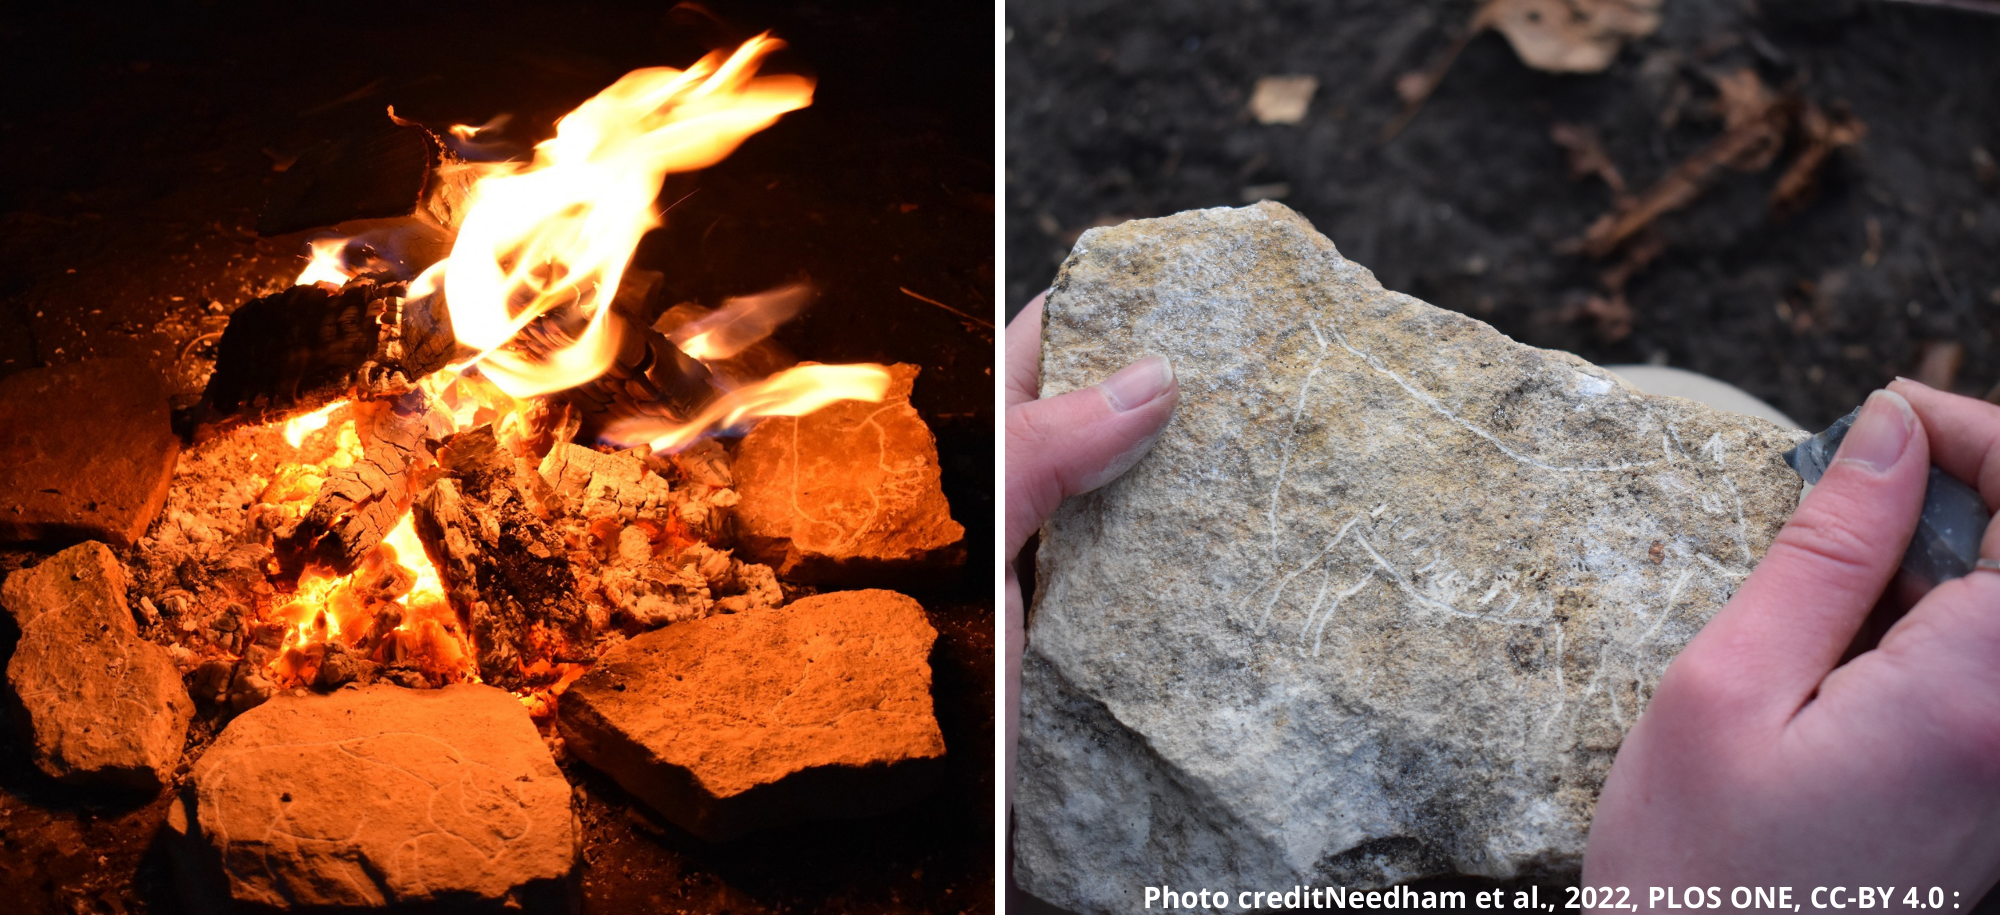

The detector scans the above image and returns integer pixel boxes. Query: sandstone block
[168,683,579,913]
[732,364,964,585]
[1015,203,1805,912]
[0,359,181,547]
[4,542,192,793]
[558,589,946,841]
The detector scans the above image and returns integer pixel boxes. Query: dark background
[1005,0,2000,431]
[0,2,993,912]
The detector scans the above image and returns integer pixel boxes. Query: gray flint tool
[1783,406,1991,588]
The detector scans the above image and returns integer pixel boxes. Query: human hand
[1584,380,2000,903]
[1004,291,1179,805]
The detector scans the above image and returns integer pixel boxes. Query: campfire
[142,33,919,718]
[0,4,988,909]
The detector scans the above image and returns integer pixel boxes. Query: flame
[296,236,355,287]
[282,400,346,448]
[671,281,811,361]
[606,363,892,452]
[436,34,813,398]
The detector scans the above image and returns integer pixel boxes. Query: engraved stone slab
[4,541,193,794]
[167,683,579,913]
[1015,202,1805,912]
[558,589,946,841]
[732,363,966,585]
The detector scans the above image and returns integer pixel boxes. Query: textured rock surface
[168,683,578,913]
[0,359,181,546]
[1015,202,1805,912]
[732,363,965,585]
[558,589,946,841]
[4,542,192,793]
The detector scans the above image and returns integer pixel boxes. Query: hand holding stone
[1586,384,2000,897]
[1004,292,1179,804]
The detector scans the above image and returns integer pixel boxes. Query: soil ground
[1006,0,2000,432]
[0,2,992,913]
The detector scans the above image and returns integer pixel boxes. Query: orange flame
[295,236,354,287]
[605,363,892,452]
[671,281,812,361]
[436,33,813,398]
[282,400,346,448]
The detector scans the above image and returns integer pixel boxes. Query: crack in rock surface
[1015,202,1805,911]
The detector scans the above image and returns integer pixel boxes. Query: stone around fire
[1015,202,1806,913]
[558,589,946,841]
[4,541,192,794]
[732,363,965,585]
[0,359,181,547]
[167,683,579,913]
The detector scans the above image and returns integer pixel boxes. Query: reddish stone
[557,589,946,841]
[167,683,579,913]
[0,359,180,547]
[731,363,964,585]
[4,542,192,794]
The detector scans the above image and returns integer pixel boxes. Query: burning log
[413,425,591,689]
[258,116,475,237]
[274,387,443,576]
[191,278,464,435]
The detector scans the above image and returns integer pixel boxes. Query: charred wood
[413,426,592,689]
[191,279,465,435]
[259,117,476,237]
[274,388,440,576]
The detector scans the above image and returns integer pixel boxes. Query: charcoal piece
[413,427,591,689]
[1783,407,1992,587]
[275,388,438,576]
[258,118,475,237]
[191,279,466,435]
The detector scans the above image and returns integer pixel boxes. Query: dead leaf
[1384,0,1661,142]
[1249,75,1318,125]
[1476,0,1664,74]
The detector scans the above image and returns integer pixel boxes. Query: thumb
[1684,388,1929,722]
[1005,354,1179,559]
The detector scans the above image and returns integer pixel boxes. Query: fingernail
[1892,375,1931,390]
[1099,355,1175,412]
[1837,389,1915,474]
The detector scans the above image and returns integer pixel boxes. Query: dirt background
[0,2,992,913]
[1005,0,2000,432]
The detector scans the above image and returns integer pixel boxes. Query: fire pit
[0,3,993,912]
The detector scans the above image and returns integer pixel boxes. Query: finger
[1686,389,1930,721]
[1005,292,1047,410]
[1888,377,2000,515]
[1004,354,1177,559]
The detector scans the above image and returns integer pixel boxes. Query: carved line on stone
[1305,569,1377,657]
[1269,328,1331,572]
[205,730,538,901]
[1320,318,1656,474]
